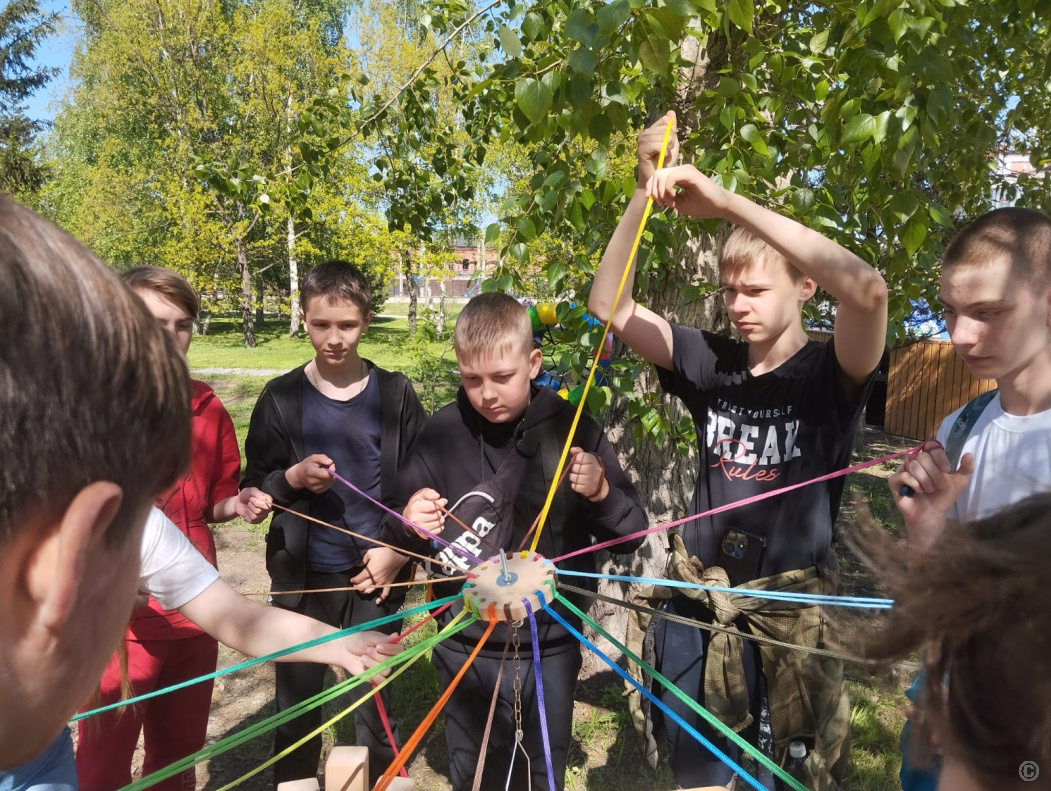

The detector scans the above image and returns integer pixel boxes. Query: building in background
[390,238,489,300]
[993,151,1049,208]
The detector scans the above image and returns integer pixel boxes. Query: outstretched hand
[335,631,403,677]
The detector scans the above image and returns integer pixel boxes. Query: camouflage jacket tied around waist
[624,533,851,790]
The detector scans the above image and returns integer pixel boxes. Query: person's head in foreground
[453,292,543,424]
[860,491,1051,791]
[0,195,191,769]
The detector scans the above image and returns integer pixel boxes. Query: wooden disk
[462,551,557,622]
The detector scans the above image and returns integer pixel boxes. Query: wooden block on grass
[276,780,320,791]
[386,777,416,790]
[325,746,369,791]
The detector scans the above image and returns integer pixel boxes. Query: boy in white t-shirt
[889,206,1051,791]
[0,196,401,791]
[890,207,1051,546]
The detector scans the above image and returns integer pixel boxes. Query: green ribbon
[555,594,808,791]
[119,609,477,790]
[75,594,461,722]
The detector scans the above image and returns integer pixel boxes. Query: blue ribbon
[537,590,765,791]
[557,569,893,609]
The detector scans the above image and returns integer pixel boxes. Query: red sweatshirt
[128,380,241,640]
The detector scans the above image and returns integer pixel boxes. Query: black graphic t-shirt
[657,324,872,579]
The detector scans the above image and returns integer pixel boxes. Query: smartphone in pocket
[717,528,768,586]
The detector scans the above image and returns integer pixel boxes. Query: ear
[363,310,374,332]
[528,347,544,379]
[800,276,818,302]
[25,482,124,631]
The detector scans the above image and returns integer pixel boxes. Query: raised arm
[647,165,888,392]
[588,112,679,370]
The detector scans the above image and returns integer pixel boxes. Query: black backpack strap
[944,389,997,471]
[900,389,997,497]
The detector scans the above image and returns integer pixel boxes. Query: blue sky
[24,0,76,123]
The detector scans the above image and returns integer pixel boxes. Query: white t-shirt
[139,507,219,611]
[937,393,1051,522]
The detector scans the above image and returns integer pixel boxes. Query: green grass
[379,301,466,319]
[187,312,457,373]
[189,315,462,416]
[188,316,316,370]
[845,669,911,791]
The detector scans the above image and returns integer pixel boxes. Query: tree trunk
[436,278,447,339]
[591,34,730,651]
[405,252,419,339]
[255,275,265,327]
[288,214,301,338]
[238,239,257,348]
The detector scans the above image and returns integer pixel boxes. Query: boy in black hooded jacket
[384,292,647,791]
[241,261,425,788]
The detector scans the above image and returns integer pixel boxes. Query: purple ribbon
[524,598,557,791]
[328,470,482,565]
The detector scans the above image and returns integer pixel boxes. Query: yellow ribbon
[529,120,674,553]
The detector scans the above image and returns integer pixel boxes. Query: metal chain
[505,620,532,791]
[511,620,523,734]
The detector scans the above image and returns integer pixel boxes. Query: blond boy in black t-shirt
[589,112,888,789]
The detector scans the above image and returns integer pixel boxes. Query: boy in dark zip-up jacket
[241,261,425,789]
[384,292,647,791]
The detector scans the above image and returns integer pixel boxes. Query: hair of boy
[123,265,200,320]
[719,226,804,283]
[942,206,1051,285]
[300,260,371,313]
[453,292,534,363]
[851,493,1051,788]
[0,195,192,548]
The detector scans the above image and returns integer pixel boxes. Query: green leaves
[354,0,1050,419]
[809,29,829,54]
[516,216,538,241]
[739,124,770,157]
[597,0,631,37]
[515,77,553,125]
[498,25,522,58]
[521,12,545,41]
[726,0,753,34]
[841,113,878,145]
[901,217,928,258]
[637,33,671,76]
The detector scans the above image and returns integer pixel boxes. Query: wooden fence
[884,339,996,440]
[807,330,995,440]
